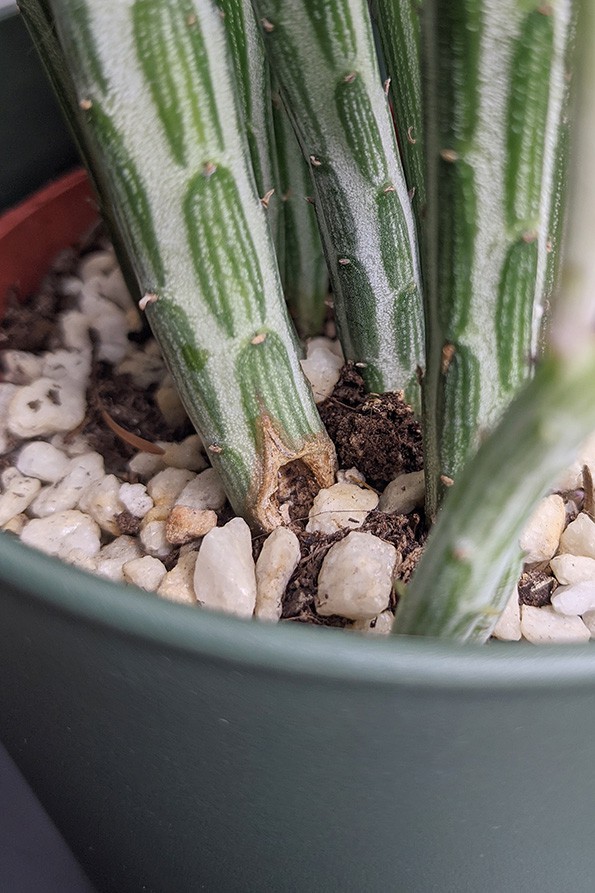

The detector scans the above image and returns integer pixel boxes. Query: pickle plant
[19,0,595,641]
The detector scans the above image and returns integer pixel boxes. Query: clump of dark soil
[318,364,423,490]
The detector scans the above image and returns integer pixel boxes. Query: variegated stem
[395,0,595,642]
[272,88,329,338]
[422,0,574,519]
[33,0,335,531]
[18,0,141,305]
[219,0,284,271]
[251,0,424,400]
[369,0,425,221]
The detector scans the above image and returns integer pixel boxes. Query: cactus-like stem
[26,0,336,531]
[422,0,574,518]
[251,0,424,399]
[395,0,595,642]
[219,0,284,270]
[272,87,329,338]
[370,0,425,221]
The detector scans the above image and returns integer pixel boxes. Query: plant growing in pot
[2,1,595,891]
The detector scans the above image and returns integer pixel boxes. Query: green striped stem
[272,87,329,338]
[422,0,574,519]
[395,0,595,642]
[219,0,284,270]
[370,0,425,221]
[251,0,425,400]
[32,0,335,531]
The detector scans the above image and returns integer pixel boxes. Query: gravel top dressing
[2,234,595,643]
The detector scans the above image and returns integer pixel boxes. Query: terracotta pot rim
[3,171,595,690]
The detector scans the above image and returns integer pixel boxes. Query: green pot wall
[2,11,595,892]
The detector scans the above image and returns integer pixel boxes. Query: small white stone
[79,474,125,535]
[117,345,165,388]
[78,250,116,281]
[50,432,90,457]
[520,604,590,644]
[550,554,595,585]
[122,555,167,591]
[551,581,595,616]
[580,610,595,637]
[559,513,595,560]
[2,513,28,535]
[42,348,91,384]
[0,468,41,525]
[146,467,196,508]
[352,610,394,635]
[64,550,98,572]
[140,519,171,559]
[554,461,581,492]
[7,378,86,439]
[306,336,344,359]
[175,467,227,511]
[193,517,256,618]
[492,589,522,641]
[21,510,101,559]
[300,344,343,403]
[30,452,105,517]
[1,350,43,384]
[519,495,566,564]
[102,266,133,309]
[161,435,207,472]
[96,536,143,582]
[306,482,378,534]
[16,441,70,483]
[119,482,153,518]
[157,551,198,605]
[255,527,301,621]
[336,467,366,486]
[59,275,84,297]
[92,305,131,364]
[0,383,18,454]
[379,470,425,515]
[128,449,166,479]
[165,506,218,544]
[316,531,397,620]
[155,384,188,429]
[59,310,91,352]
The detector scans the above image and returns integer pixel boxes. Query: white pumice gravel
[306,482,378,534]
[316,531,397,620]
[519,494,566,564]
[8,245,595,640]
[255,527,301,622]
[379,470,425,516]
[193,517,256,618]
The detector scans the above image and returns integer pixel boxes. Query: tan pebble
[123,555,167,591]
[165,506,218,544]
[157,552,198,605]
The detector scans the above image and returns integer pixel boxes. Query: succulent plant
[19,0,595,641]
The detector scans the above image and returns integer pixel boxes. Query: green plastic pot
[3,12,595,892]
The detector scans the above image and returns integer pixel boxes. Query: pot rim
[3,171,595,693]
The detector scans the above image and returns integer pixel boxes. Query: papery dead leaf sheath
[251,0,424,399]
[422,0,574,516]
[28,0,335,529]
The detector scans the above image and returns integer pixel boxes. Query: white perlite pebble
[300,343,343,403]
[146,467,196,507]
[559,513,595,560]
[21,510,101,560]
[193,517,256,618]
[59,310,91,352]
[161,435,207,472]
[50,432,90,457]
[316,531,397,620]
[96,536,144,582]
[352,610,394,635]
[175,467,227,511]
[1,350,43,384]
[30,452,105,517]
[0,468,41,526]
[551,581,595,616]
[140,519,171,559]
[306,336,344,359]
[155,384,188,429]
[336,467,366,486]
[519,495,566,564]
[550,554,595,586]
[492,589,522,641]
[119,482,153,518]
[0,383,18,454]
[128,449,166,479]
[123,556,167,591]
[79,474,125,535]
[520,604,590,644]
[306,482,378,534]
[255,527,301,622]
[42,348,91,384]
[7,378,86,438]
[379,470,425,516]
[16,441,70,483]
[102,266,133,310]
[78,250,116,281]
[157,551,198,605]
[580,611,595,637]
